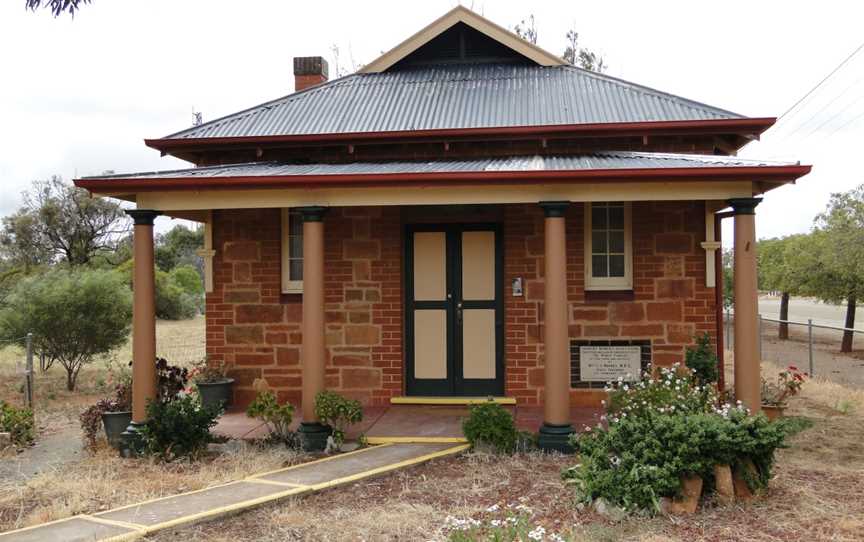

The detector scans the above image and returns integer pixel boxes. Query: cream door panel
[461,231,495,301]
[413,232,446,301]
[414,310,447,379]
[462,308,496,379]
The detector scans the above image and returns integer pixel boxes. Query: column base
[299,422,332,452]
[538,423,575,454]
[119,421,147,458]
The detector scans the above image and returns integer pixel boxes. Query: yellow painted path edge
[390,396,516,405]
[365,436,467,444]
[0,443,469,542]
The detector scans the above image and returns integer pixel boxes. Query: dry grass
[152,357,864,542]
[0,442,305,532]
[0,317,205,435]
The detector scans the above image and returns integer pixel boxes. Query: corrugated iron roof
[83,152,794,181]
[162,64,745,140]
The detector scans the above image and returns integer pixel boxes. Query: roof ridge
[161,74,360,139]
[556,64,744,119]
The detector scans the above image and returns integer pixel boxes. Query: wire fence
[724,311,864,387]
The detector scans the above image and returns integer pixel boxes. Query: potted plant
[80,377,132,449]
[191,357,234,410]
[314,390,363,452]
[760,365,807,420]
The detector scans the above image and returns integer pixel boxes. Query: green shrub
[314,390,363,449]
[685,333,719,386]
[117,261,198,320]
[0,400,35,446]
[606,364,717,420]
[246,389,296,446]
[462,400,518,454]
[0,268,132,390]
[566,366,794,514]
[137,394,221,461]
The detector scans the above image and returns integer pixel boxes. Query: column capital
[297,206,329,222]
[727,197,762,215]
[539,201,570,218]
[126,209,161,225]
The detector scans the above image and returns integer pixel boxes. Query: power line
[822,106,864,140]
[799,92,864,140]
[769,73,864,141]
[773,39,864,130]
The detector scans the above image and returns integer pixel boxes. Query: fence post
[758,313,763,361]
[24,332,34,409]
[808,319,814,377]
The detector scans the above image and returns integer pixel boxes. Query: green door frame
[404,223,505,396]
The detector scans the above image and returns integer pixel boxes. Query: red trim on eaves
[75,164,811,194]
[144,118,777,152]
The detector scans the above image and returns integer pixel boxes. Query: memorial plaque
[579,345,641,382]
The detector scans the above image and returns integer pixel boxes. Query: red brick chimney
[293,56,329,92]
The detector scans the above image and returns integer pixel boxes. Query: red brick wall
[207,202,715,409]
[503,202,716,406]
[206,207,402,409]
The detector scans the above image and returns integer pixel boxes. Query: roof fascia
[359,6,565,73]
[75,164,811,194]
[146,118,777,155]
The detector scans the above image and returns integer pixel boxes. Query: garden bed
[152,361,864,542]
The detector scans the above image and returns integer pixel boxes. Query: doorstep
[389,396,517,405]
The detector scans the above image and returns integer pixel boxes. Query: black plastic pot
[197,378,235,410]
[102,411,132,449]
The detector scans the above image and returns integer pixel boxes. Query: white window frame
[584,202,633,291]
[281,208,304,294]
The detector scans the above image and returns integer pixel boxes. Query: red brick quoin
[206,202,715,409]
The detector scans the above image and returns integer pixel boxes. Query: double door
[405,224,504,396]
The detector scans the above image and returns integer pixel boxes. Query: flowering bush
[604,364,719,422]
[565,363,792,514]
[761,366,808,406]
[444,502,567,542]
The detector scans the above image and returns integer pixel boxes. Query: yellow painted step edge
[365,436,468,444]
[390,396,516,405]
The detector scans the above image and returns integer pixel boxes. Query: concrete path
[0,427,82,482]
[0,442,468,542]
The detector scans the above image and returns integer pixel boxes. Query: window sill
[584,289,635,303]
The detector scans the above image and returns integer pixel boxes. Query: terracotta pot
[761,404,785,421]
[732,458,759,501]
[714,464,735,505]
[668,474,703,514]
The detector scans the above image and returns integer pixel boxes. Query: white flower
[486,504,500,513]
[491,519,502,527]
[528,526,547,541]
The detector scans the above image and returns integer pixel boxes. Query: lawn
[150,360,864,542]
[0,316,205,436]
[2,330,862,541]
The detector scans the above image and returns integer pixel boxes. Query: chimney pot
[293,56,329,91]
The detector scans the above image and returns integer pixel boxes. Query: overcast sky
[1,0,863,241]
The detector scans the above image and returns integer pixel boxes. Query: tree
[154,224,204,273]
[513,15,538,45]
[25,0,90,17]
[758,236,802,340]
[563,28,607,72]
[117,260,199,320]
[812,185,864,352]
[0,211,53,271]
[1,177,129,267]
[513,16,607,73]
[0,269,132,390]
